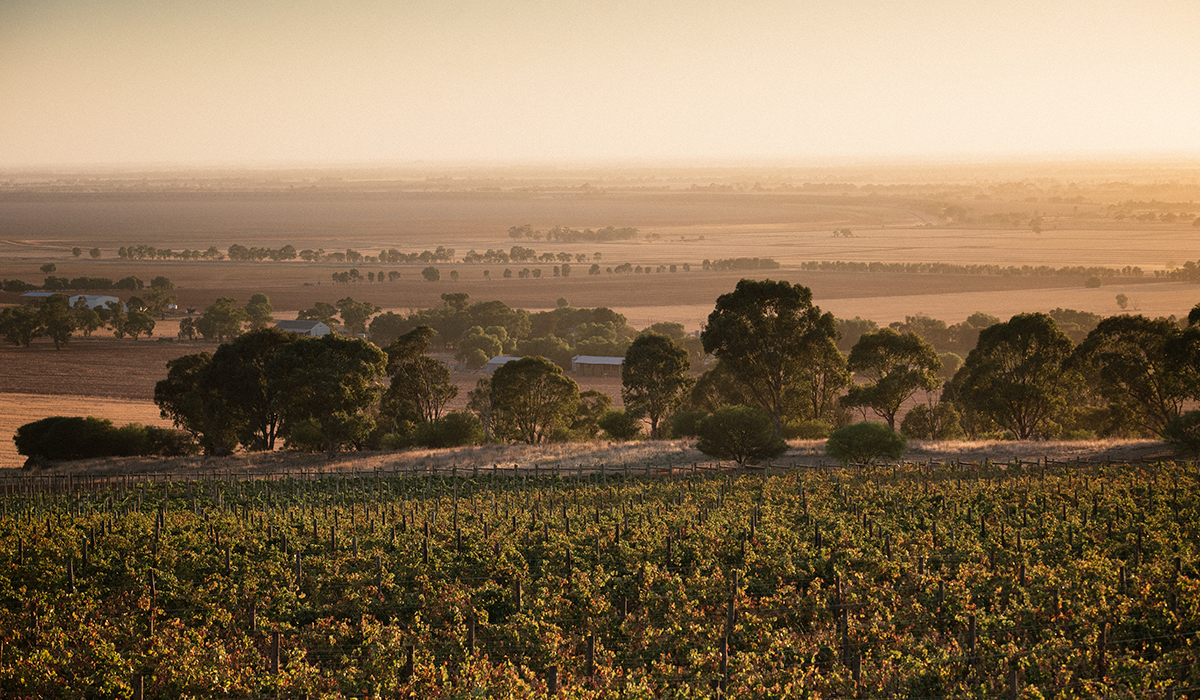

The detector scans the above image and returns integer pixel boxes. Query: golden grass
[17,435,1174,478]
[0,393,172,469]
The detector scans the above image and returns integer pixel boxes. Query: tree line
[798,259,1145,278]
[0,277,179,348]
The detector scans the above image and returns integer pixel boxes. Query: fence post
[585,634,595,678]
[270,631,280,675]
[546,665,558,694]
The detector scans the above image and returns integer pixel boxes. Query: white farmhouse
[274,319,332,337]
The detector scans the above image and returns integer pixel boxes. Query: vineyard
[0,459,1197,699]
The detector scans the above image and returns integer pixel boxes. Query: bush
[696,405,787,466]
[1163,410,1200,458]
[287,419,325,452]
[598,409,643,441]
[825,422,906,466]
[783,419,831,440]
[14,416,197,462]
[413,412,484,448]
[1085,276,1102,288]
[668,409,709,438]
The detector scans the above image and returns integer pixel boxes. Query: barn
[485,356,522,375]
[20,292,121,310]
[274,319,332,337]
[571,355,624,376]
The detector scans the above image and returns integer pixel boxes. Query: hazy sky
[2,0,1198,167]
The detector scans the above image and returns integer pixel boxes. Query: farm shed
[274,320,332,337]
[571,355,624,376]
[20,292,121,310]
[485,356,522,375]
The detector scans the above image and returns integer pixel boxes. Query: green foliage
[245,293,274,331]
[515,336,573,370]
[0,305,42,346]
[621,333,691,439]
[382,356,457,427]
[270,335,388,453]
[0,460,1196,697]
[667,409,709,438]
[114,274,143,290]
[491,356,580,444]
[14,415,196,461]
[1162,410,1200,458]
[783,418,831,440]
[456,326,504,367]
[702,279,844,436]
[1085,275,1103,288]
[122,309,156,340]
[951,312,1080,439]
[597,409,643,441]
[38,294,75,349]
[825,421,906,465]
[412,411,484,448]
[570,389,612,440]
[297,301,339,328]
[1073,314,1187,436]
[835,316,879,352]
[39,262,56,273]
[195,297,246,342]
[2,278,36,293]
[337,296,380,336]
[900,402,965,440]
[843,328,941,429]
[421,266,441,282]
[696,405,788,466]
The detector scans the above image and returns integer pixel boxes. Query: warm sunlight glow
[2,0,1199,167]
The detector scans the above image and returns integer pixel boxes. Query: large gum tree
[701,279,839,437]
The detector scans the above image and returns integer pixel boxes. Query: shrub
[825,421,906,466]
[287,419,325,452]
[598,409,643,441]
[667,409,709,438]
[1163,410,1200,458]
[144,426,200,456]
[1085,276,1102,288]
[784,419,831,440]
[413,412,484,448]
[696,405,787,466]
[14,416,197,461]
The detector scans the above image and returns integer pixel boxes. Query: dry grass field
[2,170,1197,472]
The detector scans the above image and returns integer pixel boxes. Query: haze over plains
[2,0,1199,168]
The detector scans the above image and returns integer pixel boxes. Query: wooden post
[585,634,595,678]
[402,644,414,679]
[967,614,976,660]
[1008,662,1019,700]
[1096,621,1108,678]
[514,580,522,613]
[719,637,728,692]
[270,631,280,675]
[546,665,558,694]
[468,614,476,654]
[132,674,143,700]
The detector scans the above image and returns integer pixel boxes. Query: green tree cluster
[155,329,388,454]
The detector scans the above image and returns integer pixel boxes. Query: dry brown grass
[16,435,1174,478]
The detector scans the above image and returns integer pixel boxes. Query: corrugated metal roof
[571,355,624,365]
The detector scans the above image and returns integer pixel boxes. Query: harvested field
[0,393,171,469]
